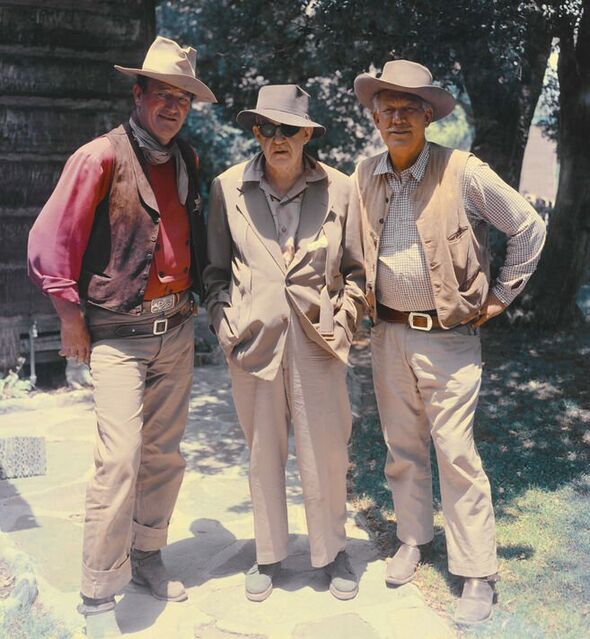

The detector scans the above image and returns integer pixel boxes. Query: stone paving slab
[0,362,457,639]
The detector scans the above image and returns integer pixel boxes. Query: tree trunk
[523,3,590,328]
[460,11,552,187]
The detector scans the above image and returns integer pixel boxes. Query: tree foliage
[158,0,556,184]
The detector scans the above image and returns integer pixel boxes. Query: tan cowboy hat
[236,85,326,138]
[354,60,455,121]
[115,35,217,103]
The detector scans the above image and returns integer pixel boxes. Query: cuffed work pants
[229,315,352,568]
[371,320,498,578]
[81,314,194,598]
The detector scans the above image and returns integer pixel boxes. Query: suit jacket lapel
[237,182,286,273]
[289,178,330,269]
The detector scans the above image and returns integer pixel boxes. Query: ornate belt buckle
[150,294,175,314]
[153,318,169,335]
[408,312,433,331]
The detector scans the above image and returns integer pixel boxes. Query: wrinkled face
[372,90,433,154]
[253,119,313,176]
[133,79,192,145]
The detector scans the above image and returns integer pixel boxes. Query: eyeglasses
[257,122,301,138]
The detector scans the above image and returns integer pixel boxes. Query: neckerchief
[129,116,188,205]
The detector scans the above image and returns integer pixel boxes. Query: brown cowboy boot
[131,549,187,602]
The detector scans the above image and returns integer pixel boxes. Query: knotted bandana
[129,117,189,205]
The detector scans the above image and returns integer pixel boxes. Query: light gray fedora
[115,35,217,103]
[354,60,455,121]
[236,85,325,138]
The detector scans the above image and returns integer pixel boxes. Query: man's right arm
[27,138,114,362]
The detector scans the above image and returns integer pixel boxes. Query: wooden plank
[0,5,147,52]
[0,54,132,99]
[0,105,128,154]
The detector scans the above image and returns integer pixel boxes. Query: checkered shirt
[375,142,545,311]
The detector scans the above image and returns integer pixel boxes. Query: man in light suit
[204,85,366,602]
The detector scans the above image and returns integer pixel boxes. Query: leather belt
[142,291,187,314]
[89,298,195,342]
[376,302,441,331]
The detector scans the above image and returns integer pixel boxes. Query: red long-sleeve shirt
[28,136,192,305]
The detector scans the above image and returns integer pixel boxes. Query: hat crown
[255,84,311,120]
[380,60,433,88]
[142,36,197,78]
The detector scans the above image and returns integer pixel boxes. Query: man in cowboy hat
[350,60,546,624]
[204,85,365,602]
[28,36,216,621]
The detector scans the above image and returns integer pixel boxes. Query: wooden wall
[0,0,155,368]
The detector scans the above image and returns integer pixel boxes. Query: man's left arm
[465,158,547,326]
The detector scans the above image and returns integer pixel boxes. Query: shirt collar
[373,142,430,182]
[242,151,326,184]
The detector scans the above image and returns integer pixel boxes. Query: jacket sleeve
[203,176,233,333]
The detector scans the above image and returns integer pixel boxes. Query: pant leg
[229,360,291,565]
[409,326,497,577]
[371,320,434,545]
[286,317,352,568]
[133,319,194,550]
[82,336,154,598]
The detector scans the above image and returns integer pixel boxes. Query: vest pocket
[447,231,479,290]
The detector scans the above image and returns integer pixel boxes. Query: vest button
[146,253,152,259]
[379,218,384,224]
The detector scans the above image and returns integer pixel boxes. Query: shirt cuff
[44,279,81,306]
[491,284,514,307]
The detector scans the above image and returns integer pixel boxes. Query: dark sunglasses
[257,122,301,138]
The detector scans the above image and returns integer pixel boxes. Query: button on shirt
[375,142,545,311]
[243,153,326,266]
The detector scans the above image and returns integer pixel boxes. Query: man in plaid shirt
[350,60,546,625]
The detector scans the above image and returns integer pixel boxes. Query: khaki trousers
[229,314,351,568]
[371,320,497,577]
[81,309,194,598]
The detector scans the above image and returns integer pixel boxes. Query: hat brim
[354,74,455,121]
[114,66,217,103]
[236,108,325,138]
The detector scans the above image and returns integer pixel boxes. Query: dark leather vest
[79,124,207,314]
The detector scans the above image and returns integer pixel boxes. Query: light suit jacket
[204,153,366,380]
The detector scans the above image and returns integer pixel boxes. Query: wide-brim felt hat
[354,60,455,121]
[115,35,217,103]
[237,85,326,138]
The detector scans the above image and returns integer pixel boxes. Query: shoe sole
[454,610,493,626]
[385,573,415,587]
[329,584,359,600]
[131,576,188,602]
[245,583,273,602]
